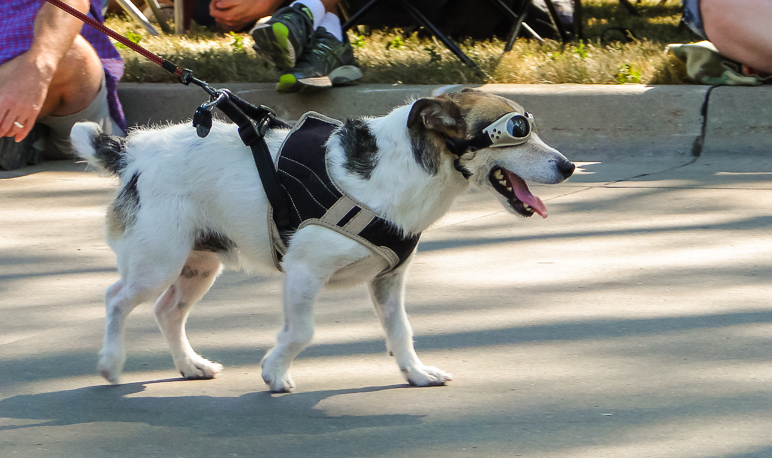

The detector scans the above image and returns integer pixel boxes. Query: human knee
[701,0,772,72]
[44,35,103,117]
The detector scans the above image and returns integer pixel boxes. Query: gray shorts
[37,76,122,159]
[682,0,707,39]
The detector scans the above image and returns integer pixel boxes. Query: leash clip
[192,91,229,138]
[178,68,194,85]
[203,91,227,111]
[256,114,272,138]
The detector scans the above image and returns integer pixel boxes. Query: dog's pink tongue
[506,171,548,218]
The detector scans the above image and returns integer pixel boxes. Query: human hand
[0,55,50,142]
[209,0,276,31]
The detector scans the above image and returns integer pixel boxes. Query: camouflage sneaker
[277,27,363,93]
[250,3,315,71]
[0,125,46,171]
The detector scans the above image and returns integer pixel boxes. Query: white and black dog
[71,88,574,392]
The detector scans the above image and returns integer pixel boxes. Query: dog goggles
[481,112,535,147]
[444,111,536,179]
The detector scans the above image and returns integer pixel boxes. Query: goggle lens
[481,112,535,148]
[507,115,531,138]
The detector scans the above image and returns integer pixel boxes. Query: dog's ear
[407,96,465,139]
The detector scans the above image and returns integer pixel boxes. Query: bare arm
[0,0,90,141]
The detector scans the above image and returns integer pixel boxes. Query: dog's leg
[98,276,174,384]
[154,251,224,380]
[261,263,327,392]
[369,267,452,386]
[98,227,194,384]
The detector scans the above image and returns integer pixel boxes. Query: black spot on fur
[93,133,127,175]
[181,265,198,278]
[113,172,140,231]
[339,119,379,179]
[409,135,440,175]
[193,230,236,253]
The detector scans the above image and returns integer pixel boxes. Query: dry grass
[109,0,697,85]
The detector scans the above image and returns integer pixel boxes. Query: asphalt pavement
[1,84,771,457]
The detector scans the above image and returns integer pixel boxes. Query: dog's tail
[70,122,128,176]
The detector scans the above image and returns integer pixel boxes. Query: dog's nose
[557,158,575,179]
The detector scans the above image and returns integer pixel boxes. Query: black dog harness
[269,112,420,273]
[42,0,418,274]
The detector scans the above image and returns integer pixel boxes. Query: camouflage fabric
[667,41,771,86]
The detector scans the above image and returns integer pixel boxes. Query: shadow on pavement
[0,382,419,436]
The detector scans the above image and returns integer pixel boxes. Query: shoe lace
[274,5,312,31]
[297,31,346,73]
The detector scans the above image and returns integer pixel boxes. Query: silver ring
[13,121,24,129]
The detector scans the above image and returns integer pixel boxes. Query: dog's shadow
[0,380,422,435]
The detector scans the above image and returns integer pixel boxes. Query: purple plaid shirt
[0,0,126,130]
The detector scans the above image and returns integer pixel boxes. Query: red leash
[45,0,183,78]
[44,0,293,229]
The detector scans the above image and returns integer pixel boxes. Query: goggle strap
[444,136,492,157]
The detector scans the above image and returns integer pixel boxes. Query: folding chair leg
[145,0,171,34]
[619,0,641,17]
[114,0,160,36]
[399,0,486,77]
[543,0,570,42]
[342,0,487,76]
[574,0,584,40]
[342,0,381,31]
[496,0,543,51]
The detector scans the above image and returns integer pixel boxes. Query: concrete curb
[117,83,771,161]
[703,86,772,157]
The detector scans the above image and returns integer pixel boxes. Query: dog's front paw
[401,365,453,387]
[262,371,295,393]
[178,356,223,380]
[261,353,295,392]
[97,351,125,385]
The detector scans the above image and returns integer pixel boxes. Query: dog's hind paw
[98,367,122,385]
[402,365,453,387]
[97,352,125,385]
[178,357,223,380]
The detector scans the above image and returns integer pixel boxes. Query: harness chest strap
[270,112,419,273]
[310,195,401,267]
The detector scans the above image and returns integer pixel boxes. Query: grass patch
[110,0,697,85]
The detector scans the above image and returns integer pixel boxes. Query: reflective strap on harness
[319,196,375,234]
[270,113,419,273]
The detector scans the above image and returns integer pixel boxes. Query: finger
[0,109,13,138]
[209,0,235,14]
[0,101,33,138]
[15,119,34,142]
[218,17,239,27]
[0,108,32,140]
[8,121,27,143]
[213,0,238,8]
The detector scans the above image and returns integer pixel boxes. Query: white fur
[71,92,572,391]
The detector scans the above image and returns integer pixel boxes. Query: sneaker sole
[277,66,363,93]
[0,127,46,170]
[0,138,26,170]
[252,23,296,70]
[328,65,363,86]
